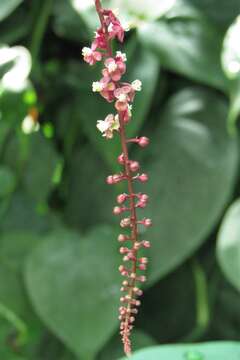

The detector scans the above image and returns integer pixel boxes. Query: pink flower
[82,47,102,65]
[92,28,108,50]
[103,55,126,81]
[100,79,116,102]
[103,10,125,42]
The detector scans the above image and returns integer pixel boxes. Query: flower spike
[82,0,152,355]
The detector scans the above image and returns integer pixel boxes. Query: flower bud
[141,194,149,202]
[118,153,125,164]
[138,263,147,270]
[138,173,148,182]
[113,206,123,215]
[143,218,152,227]
[118,234,127,242]
[129,160,140,172]
[120,217,131,228]
[119,247,129,254]
[138,136,150,147]
[142,240,151,248]
[139,257,148,264]
[117,193,128,204]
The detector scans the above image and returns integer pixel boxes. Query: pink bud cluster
[83,0,152,356]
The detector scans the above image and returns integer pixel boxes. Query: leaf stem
[30,0,54,66]
[182,259,210,342]
[0,302,28,346]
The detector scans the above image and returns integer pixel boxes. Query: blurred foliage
[0,0,240,359]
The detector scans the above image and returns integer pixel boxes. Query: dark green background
[0,0,240,359]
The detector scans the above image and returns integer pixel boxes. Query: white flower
[108,23,114,33]
[116,51,127,62]
[21,115,39,134]
[122,21,130,32]
[92,81,104,92]
[128,104,132,117]
[82,47,92,56]
[106,60,117,73]
[117,93,127,102]
[96,120,110,133]
[132,79,142,91]
[96,114,120,139]
[112,8,120,16]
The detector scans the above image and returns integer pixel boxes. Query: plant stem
[0,302,28,346]
[30,0,54,66]
[118,112,139,354]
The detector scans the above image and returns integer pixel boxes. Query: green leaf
[119,341,240,360]
[64,145,115,230]
[0,192,56,233]
[0,230,45,356]
[0,166,16,198]
[21,133,60,203]
[54,0,177,39]
[52,0,92,42]
[0,7,30,44]
[221,17,240,132]
[217,199,240,292]
[137,263,196,342]
[0,0,23,22]
[185,0,240,28]
[137,87,239,285]
[25,226,121,358]
[138,16,227,91]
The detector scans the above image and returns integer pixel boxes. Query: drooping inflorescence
[82,0,152,356]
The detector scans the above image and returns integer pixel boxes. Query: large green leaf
[137,263,196,342]
[53,0,176,40]
[138,16,227,91]
[217,199,240,292]
[0,166,16,198]
[0,230,45,356]
[0,0,23,22]
[136,87,239,285]
[119,341,240,360]
[64,145,115,230]
[21,133,60,203]
[25,226,121,359]
[185,0,240,28]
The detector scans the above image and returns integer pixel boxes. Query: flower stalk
[82,1,152,356]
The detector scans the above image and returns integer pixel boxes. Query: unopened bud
[117,193,127,204]
[138,136,150,147]
[129,160,140,172]
[113,206,122,215]
[118,153,125,164]
[138,173,148,182]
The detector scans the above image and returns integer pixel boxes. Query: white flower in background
[0,46,31,92]
[132,79,142,91]
[96,114,120,139]
[21,115,39,135]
